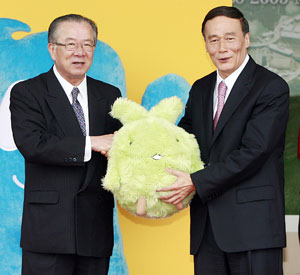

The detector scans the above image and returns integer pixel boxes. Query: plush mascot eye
[176,138,180,142]
[129,141,133,145]
[152,153,162,160]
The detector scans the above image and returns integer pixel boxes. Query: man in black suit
[10,14,121,275]
[159,6,289,275]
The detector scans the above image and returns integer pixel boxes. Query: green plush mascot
[102,96,204,218]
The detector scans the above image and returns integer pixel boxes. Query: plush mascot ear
[149,96,184,124]
[110,98,148,125]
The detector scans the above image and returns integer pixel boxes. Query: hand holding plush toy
[102,96,204,218]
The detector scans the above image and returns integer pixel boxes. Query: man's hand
[90,134,114,156]
[157,168,195,207]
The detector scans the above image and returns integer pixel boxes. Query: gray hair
[48,14,98,44]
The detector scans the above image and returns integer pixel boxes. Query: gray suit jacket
[179,57,289,254]
[10,68,121,257]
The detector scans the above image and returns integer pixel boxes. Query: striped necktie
[213,81,227,130]
[71,87,86,136]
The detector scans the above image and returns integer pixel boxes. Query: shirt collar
[53,65,87,99]
[216,54,249,92]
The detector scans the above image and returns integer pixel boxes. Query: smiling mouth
[219,57,230,63]
[72,62,85,65]
[152,154,163,160]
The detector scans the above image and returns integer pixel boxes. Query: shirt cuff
[84,136,92,162]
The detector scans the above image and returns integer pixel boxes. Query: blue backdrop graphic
[0,18,192,274]
[141,74,191,124]
[0,18,128,275]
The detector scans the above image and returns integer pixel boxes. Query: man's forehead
[56,21,94,38]
[57,20,90,29]
[207,16,240,27]
[205,17,242,32]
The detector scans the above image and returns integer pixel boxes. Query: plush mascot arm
[102,156,121,192]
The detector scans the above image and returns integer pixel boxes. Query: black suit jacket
[179,57,289,254]
[10,68,121,257]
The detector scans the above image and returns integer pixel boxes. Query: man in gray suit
[159,6,289,275]
[10,14,121,275]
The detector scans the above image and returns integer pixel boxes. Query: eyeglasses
[53,42,95,52]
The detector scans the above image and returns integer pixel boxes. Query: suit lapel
[210,57,257,148]
[202,74,215,148]
[45,68,83,136]
[87,78,108,136]
[45,70,108,192]
[79,78,108,192]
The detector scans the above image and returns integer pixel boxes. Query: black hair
[202,6,249,38]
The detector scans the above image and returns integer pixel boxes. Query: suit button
[73,157,77,162]
[64,158,68,162]
[68,157,73,162]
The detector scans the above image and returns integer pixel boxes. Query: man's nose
[218,39,227,52]
[73,45,86,55]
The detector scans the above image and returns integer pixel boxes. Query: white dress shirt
[213,54,250,118]
[53,65,91,162]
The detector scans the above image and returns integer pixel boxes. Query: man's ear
[245,32,250,49]
[110,98,148,125]
[48,43,56,61]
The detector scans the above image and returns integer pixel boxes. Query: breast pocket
[28,190,59,204]
[236,185,275,204]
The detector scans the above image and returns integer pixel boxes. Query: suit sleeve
[179,90,193,134]
[188,77,289,203]
[105,88,122,133]
[10,82,86,166]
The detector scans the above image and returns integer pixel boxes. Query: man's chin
[70,68,89,78]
